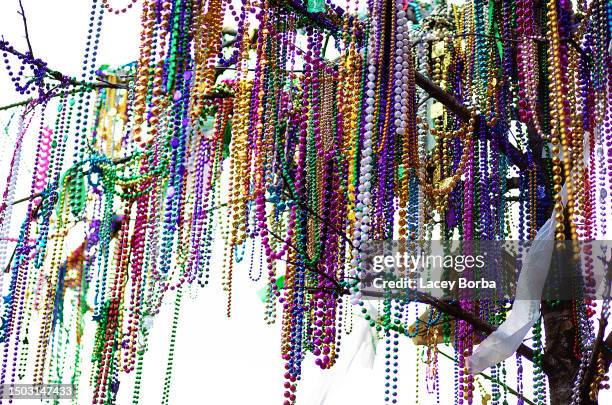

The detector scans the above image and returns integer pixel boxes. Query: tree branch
[278,169,355,250]
[364,287,552,373]
[433,348,535,405]
[17,0,34,58]
[0,41,126,90]
[414,72,528,171]
[0,97,36,112]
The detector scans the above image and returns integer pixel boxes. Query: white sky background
[0,1,609,404]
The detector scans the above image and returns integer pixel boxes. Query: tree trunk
[543,301,598,405]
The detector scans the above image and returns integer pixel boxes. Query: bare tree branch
[0,97,35,112]
[435,348,536,405]
[17,0,34,58]
[414,72,529,170]
[0,41,126,90]
[364,287,553,372]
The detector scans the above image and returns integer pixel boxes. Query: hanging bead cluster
[0,0,609,403]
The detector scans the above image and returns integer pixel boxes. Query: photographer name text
[371,277,496,290]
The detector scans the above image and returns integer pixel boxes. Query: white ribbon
[467,185,567,374]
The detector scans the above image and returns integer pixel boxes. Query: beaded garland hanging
[0,0,610,404]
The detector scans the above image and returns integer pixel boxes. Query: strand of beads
[0,110,34,298]
[546,0,577,241]
[70,0,105,217]
[102,0,137,14]
[350,5,378,307]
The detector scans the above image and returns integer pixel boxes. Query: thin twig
[261,222,348,293]
[0,84,75,112]
[3,197,43,273]
[17,0,34,57]
[10,192,42,206]
[0,87,233,112]
[454,32,546,44]
[262,221,345,294]
[261,223,304,260]
[0,98,33,112]
[3,246,16,274]
[279,170,355,249]
[322,33,331,58]
[306,263,347,295]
